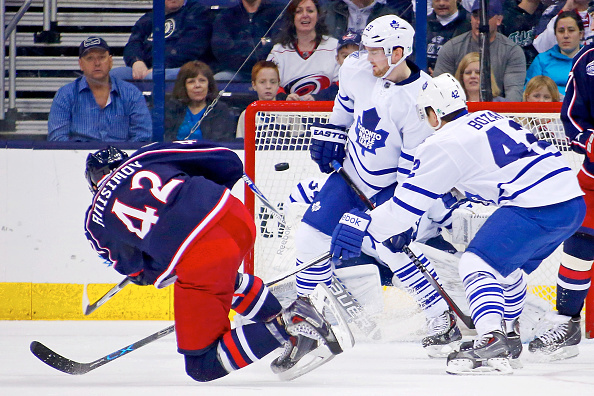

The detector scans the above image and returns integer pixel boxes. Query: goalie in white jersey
[291,14,464,363]
[330,74,585,374]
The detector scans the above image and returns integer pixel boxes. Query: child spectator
[267,0,339,98]
[523,75,565,147]
[164,61,236,142]
[236,60,281,138]
[454,52,501,101]
[48,37,152,142]
[526,11,584,97]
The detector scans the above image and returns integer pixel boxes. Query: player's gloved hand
[585,130,594,162]
[310,122,348,173]
[331,209,371,262]
[383,228,414,253]
[128,269,158,286]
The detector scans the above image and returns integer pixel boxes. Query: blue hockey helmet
[85,146,128,193]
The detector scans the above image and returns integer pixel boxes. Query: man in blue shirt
[47,37,152,142]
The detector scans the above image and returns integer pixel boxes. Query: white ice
[2,320,594,396]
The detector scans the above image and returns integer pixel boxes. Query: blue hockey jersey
[84,140,244,286]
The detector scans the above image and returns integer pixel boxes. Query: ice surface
[3,320,594,396]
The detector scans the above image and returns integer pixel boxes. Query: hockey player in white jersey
[284,15,463,368]
[330,74,585,374]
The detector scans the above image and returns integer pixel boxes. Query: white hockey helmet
[361,15,414,73]
[417,73,467,130]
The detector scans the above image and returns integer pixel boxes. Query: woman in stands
[236,60,281,139]
[266,0,339,99]
[164,61,236,142]
[525,11,584,98]
[454,52,501,102]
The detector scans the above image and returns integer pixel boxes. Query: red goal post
[243,100,593,337]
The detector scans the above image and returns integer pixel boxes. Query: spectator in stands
[526,11,584,97]
[322,0,410,39]
[110,0,213,84]
[433,0,527,101]
[500,0,546,68]
[267,0,340,98]
[164,61,236,142]
[211,0,284,82]
[48,37,152,142]
[426,0,471,74]
[454,52,501,101]
[523,75,561,101]
[236,60,280,138]
[533,0,593,53]
[522,75,564,145]
[288,29,361,101]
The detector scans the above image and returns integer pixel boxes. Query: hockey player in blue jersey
[528,42,594,360]
[292,14,464,362]
[83,141,348,382]
[330,74,585,374]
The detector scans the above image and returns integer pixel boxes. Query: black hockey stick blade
[30,325,175,375]
[83,277,132,315]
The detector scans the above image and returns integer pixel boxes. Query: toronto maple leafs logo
[355,108,389,155]
[390,20,400,29]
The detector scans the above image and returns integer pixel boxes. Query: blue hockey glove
[310,122,348,173]
[331,209,371,262]
[383,227,414,253]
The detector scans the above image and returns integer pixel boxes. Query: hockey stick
[331,161,475,329]
[264,251,331,287]
[82,277,132,316]
[242,172,286,225]
[30,325,175,375]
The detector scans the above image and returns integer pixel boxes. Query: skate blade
[276,346,335,381]
[425,340,461,359]
[528,345,579,362]
[446,358,513,375]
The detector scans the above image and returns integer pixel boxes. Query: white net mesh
[245,104,583,340]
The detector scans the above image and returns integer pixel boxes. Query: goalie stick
[30,325,175,375]
[331,160,475,330]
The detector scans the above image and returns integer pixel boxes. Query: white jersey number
[112,171,184,238]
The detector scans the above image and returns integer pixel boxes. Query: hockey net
[243,101,586,341]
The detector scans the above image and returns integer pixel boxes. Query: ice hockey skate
[506,319,523,369]
[271,285,353,381]
[446,331,513,375]
[528,313,581,361]
[422,310,462,358]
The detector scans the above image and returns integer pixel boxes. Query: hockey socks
[185,319,289,382]
[232,273,282,321]
[557,234,594,317]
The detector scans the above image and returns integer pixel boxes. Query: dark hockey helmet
[85,146,128,193]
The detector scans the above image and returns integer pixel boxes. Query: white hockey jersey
[367,110,584,241]
[267,36,339,96]
[329,52,434,198]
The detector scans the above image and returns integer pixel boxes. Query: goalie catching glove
[310,122,348,173]
[330,209,371,262]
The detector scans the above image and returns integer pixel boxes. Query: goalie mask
[361,15,414,78]
[85,146,128,193]
[417,73,467,130]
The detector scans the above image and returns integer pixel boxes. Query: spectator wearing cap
[323,0,412,39]
[110,0,213,84]
[48,37,152,142]
[426,0,471,74]
[433,0,527,101]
